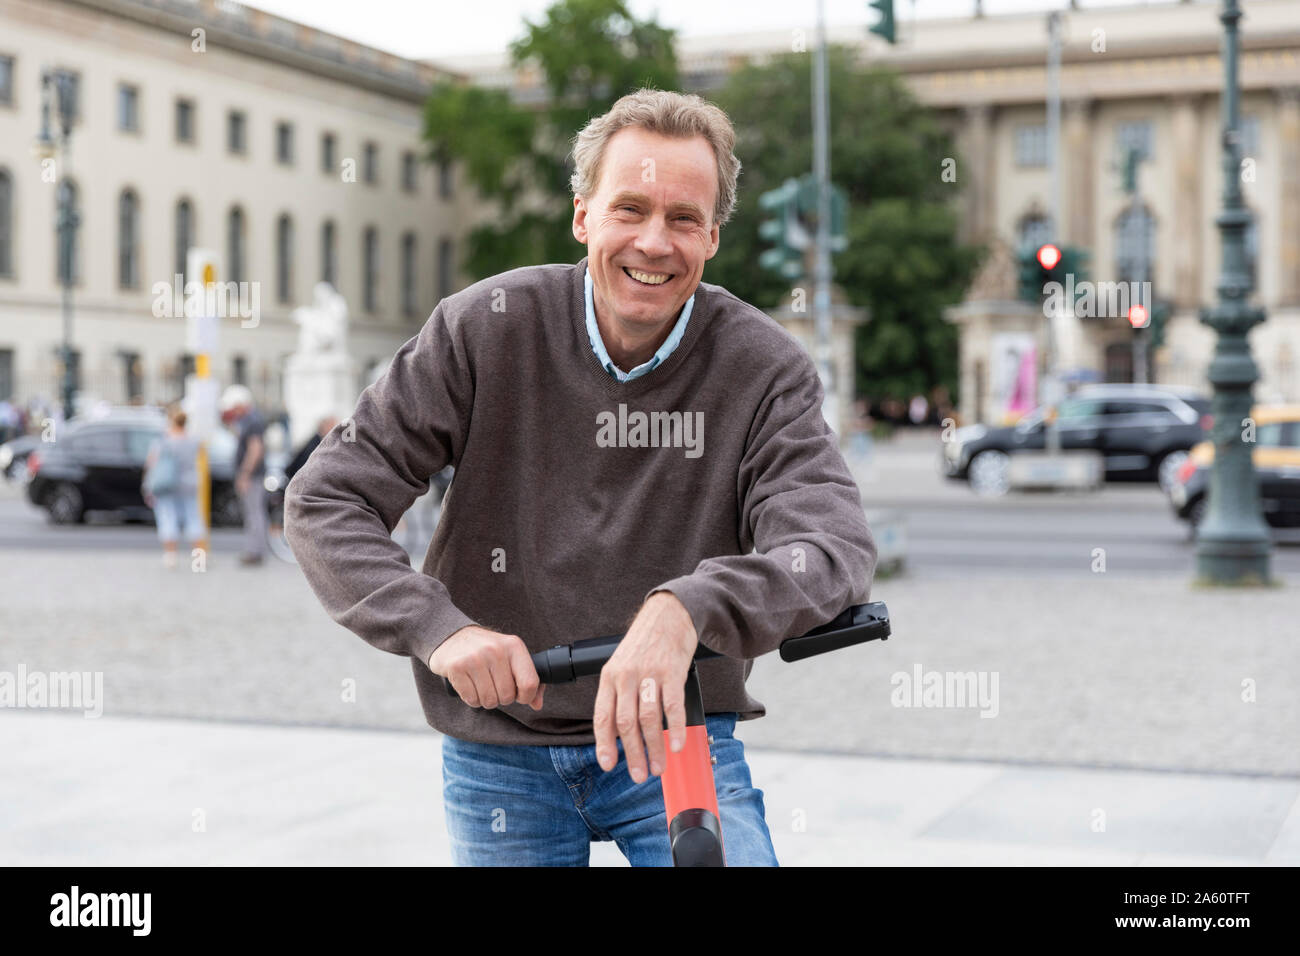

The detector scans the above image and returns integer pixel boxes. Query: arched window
[363,226,378,313]
[276,213,293,304]
[0,168,13,278]
[1017,213,1051,253]
[118,188,140,288]
[1115,204,1155,283]
[227,205,245,284]
[174,198,193,280]
[320,219,336,287]
[401,232,417,317]
[57,178,81,284]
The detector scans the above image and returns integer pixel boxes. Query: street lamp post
[34,69,80,422]
[1195,0,1272,586]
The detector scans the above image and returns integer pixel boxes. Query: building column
[1170,94,1203,309]
[1063,98,1095,250]
[960,103,997,243]
[1277,87,1300,307]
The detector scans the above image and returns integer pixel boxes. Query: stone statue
[284,283,356,449]
[292,282,349,356]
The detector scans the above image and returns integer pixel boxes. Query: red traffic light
[1128,304,1149,328]
[1036,243,1062,270]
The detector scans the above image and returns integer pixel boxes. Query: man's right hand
[428,626,545,711]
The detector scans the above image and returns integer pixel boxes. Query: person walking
[219,385,267,567]
[142,404,204,569]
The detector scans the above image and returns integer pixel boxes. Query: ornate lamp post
[32,69,80,422]
[1195,0,1272,586]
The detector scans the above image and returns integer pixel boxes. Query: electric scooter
[444,601,891,866]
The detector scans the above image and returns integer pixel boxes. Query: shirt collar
[584,270,694,383]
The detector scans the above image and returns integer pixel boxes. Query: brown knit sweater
[285,256,876,745]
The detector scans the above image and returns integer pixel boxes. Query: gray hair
[569,88,742,229]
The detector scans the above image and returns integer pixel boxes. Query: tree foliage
[422,0,678,277]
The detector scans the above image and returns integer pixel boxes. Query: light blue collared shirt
[584,270,694,382]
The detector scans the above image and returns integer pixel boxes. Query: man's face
[572,127,721,333]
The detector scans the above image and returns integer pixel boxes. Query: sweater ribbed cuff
[409,604,479,672]
[646,578,738,659]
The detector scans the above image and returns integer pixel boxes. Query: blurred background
[1,0,1297,867]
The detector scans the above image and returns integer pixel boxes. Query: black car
[25,416,243,526]
[942,385,1211,495]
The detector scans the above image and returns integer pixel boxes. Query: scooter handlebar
[441,601,890,699]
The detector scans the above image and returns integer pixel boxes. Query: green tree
[422,0,679,279]
[708,47,983,404]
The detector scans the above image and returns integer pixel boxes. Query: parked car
[0,435,40,482]
[25,415,243,526]
[1168,405,1300,533]
[942,384,1212,495]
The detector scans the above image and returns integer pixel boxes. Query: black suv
[25,413,243,526]
[942,385,1212,495]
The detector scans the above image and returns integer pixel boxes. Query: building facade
[439,0,1300,425]
[0,0,469,418]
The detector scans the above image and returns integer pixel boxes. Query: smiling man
[286,89,876,867]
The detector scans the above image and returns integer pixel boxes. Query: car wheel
[968,450,1011,497]
[47,483,85,525]
[1156,450,1189,493]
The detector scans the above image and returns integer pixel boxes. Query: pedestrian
[219,384,267,567]
[141,404,204,569]
[286,88,877,867]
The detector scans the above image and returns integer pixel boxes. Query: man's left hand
[593,591,698,784]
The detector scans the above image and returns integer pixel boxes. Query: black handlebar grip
[777,602,890,663]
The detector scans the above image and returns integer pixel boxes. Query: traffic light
[758,178,810,281]
[868,0,896,44]
[1127,303,1149,329]
[1017,242,1089,306]
[1148,299,1171,349]
[794,174,849,251]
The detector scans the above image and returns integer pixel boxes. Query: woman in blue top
[142,404,204,568]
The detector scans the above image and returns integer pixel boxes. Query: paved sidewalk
[2,712,1296,866]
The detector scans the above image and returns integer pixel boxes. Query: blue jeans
[153,491,204,543]
[441,712,778,867]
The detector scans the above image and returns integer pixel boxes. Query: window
[0,55,13,106]
[276,121,293,165]
[120,351,142,403]
[232,355,247,386]
[438,236,454,300]
[401,232,417,316]
[1014,124,1047,167]
[174,198,193,279]
[118,188,140,288]
[363,226,378,311]
[1116,119,1153,163]
[363,142,378,184]
[56,178,80,284]
[227,206,245,284]
[0,348,13,402]
[1057,398,1105,420]
[402,151,417,192]
[438,158,453,199]
[0,168,12,277]
[276,213,293,304]
[117,84,139,132]
[1115,204,1155,283]
[320,220,336,286]
[175,98,195,143]
[71,427,125,458]
[228,109,246,154]
[1018,213,1051,253]
[51,69,80,122]
[321,132,335,174]
[125,428,158,464]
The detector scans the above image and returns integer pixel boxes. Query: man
[219,384,267,567]
[286,88,876,866]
